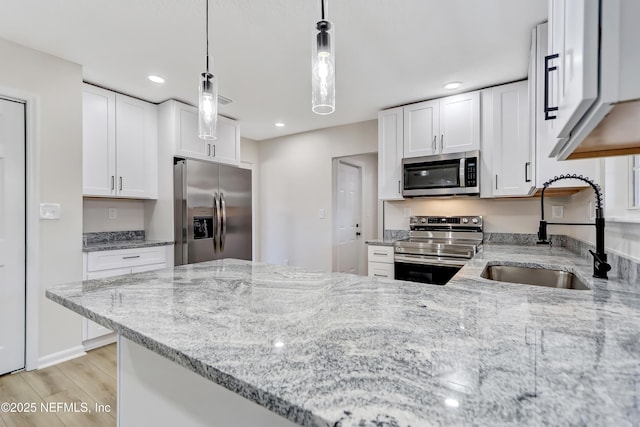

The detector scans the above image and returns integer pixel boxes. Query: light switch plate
[40,203,61,219]
[318,209,325,219]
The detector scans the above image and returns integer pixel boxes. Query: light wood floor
[0,344,116,427]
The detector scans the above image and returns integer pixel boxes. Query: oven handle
[394,255,468,267]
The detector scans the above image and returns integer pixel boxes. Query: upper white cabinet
[481,81,535,198]
[173,101,240,166]
[531,23,598,188]
[403,92,480,158]
[403,100,439,157]
[83,84,158,199]
[378,107,404,200]
[547,0,599,141]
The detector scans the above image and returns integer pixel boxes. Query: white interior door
[336,161,362,274]
[0,97,26,375]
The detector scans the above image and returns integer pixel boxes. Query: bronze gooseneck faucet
[537,174,611,279]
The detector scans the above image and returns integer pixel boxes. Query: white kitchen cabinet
[532,23,598,188]
[82,84,158,199]
[439,91,480,154]
[403,92,480,158]
[482,81,535,197]
[367,245,394,279]
[403,100,439,158]
[547,0,599,141]
[81,245,173,350]
[378,107,404,200]
[173,101,240,166]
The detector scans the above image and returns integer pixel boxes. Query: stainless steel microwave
[402,151,479,197]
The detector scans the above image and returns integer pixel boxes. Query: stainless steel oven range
[394,216,483,285]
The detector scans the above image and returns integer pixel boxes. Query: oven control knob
[420,218,427,223]
[472,218,479,224]
[441,218,446,223]
[462,218,469,224]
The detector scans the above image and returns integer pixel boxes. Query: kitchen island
[46,245,640,426]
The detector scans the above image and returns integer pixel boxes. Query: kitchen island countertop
[46,244,640,426]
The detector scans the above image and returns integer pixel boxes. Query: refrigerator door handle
[220,192,227,253]
[213,192,221,254]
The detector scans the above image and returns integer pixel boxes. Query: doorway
[332,153,378,275]
[0,97,26,375]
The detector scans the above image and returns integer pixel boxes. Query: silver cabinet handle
[374,274,386,277]
[212,144,216,157]
[220,192,226,252]
[373,252,387,256]
[495,174,498,190]
[207,144,211,156]
[122,255,140,260]
[525,162,532,182]
[119,177,123,191]
[432,135,436,152]
[213,192,220,254]
[111,176,115,191]
[398,180,401,194]
[440,134,444,152]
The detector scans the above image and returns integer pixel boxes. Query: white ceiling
[0,0,547,141]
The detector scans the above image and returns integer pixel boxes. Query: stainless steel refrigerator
[174,158,252,265]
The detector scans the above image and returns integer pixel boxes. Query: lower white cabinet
[367,245,394,279]
[81,245,173,350]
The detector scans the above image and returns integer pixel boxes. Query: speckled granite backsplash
[83,230,145,246]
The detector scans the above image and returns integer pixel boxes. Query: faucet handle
[589,250,612,279]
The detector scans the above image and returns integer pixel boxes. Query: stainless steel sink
[481,265,590,290]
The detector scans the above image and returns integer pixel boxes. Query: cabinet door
[82,85,116,196]
[83,266,131,342]
[368,262,394,279]
[403,100,439,158]
[116,94,158,198]
[492,82,535,197]
[440,91,480,154]
[548,0,599,139]
[211,116,240,166]
[175,103,209,160]
[536,23,598,188]
[378,108,404,200]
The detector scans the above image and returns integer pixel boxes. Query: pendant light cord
[320,0,325,20]
[205,0,210,73]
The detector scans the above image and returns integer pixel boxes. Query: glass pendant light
[198,0,217,139]
[312,0,335,115]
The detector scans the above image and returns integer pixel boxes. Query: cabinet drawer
[367,245,394,263]
[368,262,395,279]
[87,247,167,272]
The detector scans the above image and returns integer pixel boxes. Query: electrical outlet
[552,205,564,219]
[108,208,118,219]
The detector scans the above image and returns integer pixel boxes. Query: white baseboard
[38,345,87,369]
[82,333,117,352]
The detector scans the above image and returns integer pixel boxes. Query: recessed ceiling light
[275,122,285,127]
[444,398,460,408]
[444,81,462,90]
[148,75,165,84]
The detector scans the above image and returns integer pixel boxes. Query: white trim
[38,345,86,369]
[0,85,40,371]
[240,161,257,261]
[82,333,117,352]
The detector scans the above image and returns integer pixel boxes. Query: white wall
[0,37,83,361]
[83,199,145,232]
[258,120,378,271]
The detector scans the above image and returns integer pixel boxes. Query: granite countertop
[82,230,174,252]
[46,245,640,426]
[83,239,174,252]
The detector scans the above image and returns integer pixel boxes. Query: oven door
[394,255,466,285]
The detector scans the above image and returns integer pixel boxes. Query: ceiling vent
[218,95,233,105]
